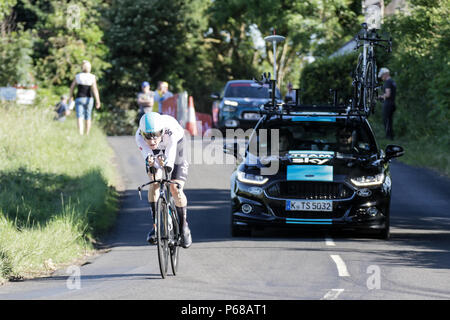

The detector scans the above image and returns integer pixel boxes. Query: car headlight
[224,100,238,106]
[223,100,238,112]
[237,171,268,185]
[350,173,385,187]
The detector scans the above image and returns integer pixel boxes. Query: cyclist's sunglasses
[141,130,163,140]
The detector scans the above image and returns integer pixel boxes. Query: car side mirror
[223,142,243,162]
[210,92,221,100]
[385,144,404,160]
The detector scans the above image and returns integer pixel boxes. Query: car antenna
[264,30,285,112]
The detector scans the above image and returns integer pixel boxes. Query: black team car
[224,105,404,239]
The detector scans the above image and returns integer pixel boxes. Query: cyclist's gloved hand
[146,155,155,167]
[156,154,167,167]
[146,155,157,174]
[164,166,173,174]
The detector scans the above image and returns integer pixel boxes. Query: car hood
[244,150,381,180]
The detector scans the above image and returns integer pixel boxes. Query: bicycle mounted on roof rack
[254,71,368,124]
[257,27,391,123]
[352,23,392,116]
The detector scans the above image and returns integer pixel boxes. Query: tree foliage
[1,0,363,113]
[382,0,449,144]
[0,28,34,86]
[103,0,210,109]
[300,52,356,105]
[203,0,361,97]
[4,0,109,88]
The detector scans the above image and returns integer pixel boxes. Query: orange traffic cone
[185,96,198,136]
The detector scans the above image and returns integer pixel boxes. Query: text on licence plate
[243,113,261,120]
[286,200,333,212]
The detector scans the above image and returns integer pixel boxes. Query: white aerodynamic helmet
[139,112,164,139]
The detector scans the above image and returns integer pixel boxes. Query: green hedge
[300,52,357,105]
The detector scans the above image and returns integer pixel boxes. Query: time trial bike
[138,161,181,279]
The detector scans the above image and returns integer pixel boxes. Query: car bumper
[218,117,260,130]
[218,108,262,130]
[231,182,390,232]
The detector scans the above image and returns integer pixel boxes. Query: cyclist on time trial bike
[136,112,192,248]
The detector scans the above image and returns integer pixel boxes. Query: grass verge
[369,107,450,178]
[0,103,119,283]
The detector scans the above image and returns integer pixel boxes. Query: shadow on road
[20,273,162,283]
[101,180,450,272]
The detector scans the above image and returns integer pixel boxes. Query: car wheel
[231,225,251,237]
[376,225,390,240]
[231,210,251,237]
[376,208,390,240]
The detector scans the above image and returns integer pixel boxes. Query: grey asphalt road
[0,136,449,300]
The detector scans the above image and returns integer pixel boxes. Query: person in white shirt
[69,60,101,135]
[136,112,191,248]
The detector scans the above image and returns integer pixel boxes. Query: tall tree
[11,0,110,87]
[104,0,210,109]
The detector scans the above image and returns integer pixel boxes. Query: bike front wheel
[156,197,169,279]
[169,205,180,276]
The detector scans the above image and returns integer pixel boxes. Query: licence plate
[243,113,261,120]
[286,200,333,212]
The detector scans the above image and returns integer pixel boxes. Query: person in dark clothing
[378,67,396,140]
[54,95,70,122]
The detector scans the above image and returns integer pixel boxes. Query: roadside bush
[97,107,138,136]
[300,52,357,105]
[0,29,34,86]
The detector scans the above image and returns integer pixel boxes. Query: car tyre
[376,225,390,240]
[375,209,390,240]
[231,225,252,237]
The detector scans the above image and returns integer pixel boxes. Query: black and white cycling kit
[135,115,189,181]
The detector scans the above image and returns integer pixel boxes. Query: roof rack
[259,102,368,119]
[258,31,369,122]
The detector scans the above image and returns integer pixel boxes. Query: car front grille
[265,181,353,200]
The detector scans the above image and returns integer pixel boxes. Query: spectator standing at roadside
[69,60,101,135]
[285,82,296,103]
[154,81,173,113]
[137,81,155,118]
[378,67,397,140]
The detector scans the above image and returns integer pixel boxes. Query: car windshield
[224,83,281,99]
[248,118,377,157]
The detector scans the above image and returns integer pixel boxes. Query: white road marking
[330,255,350,277]
[321,289,344,300]
[325,237,335,246]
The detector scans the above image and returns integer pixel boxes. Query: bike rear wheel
[156,197,169,279]
[354,54,364,111]
[364,61,376,115]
